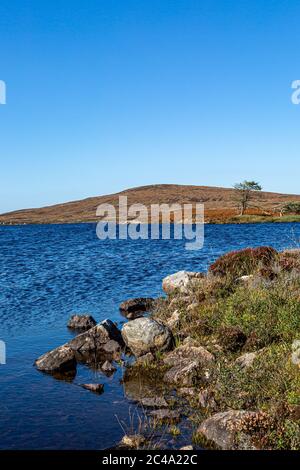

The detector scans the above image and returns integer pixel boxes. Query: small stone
[101,360,116,373]
[80,383,104,394]
[121,434,145,449]
[139,397,168,408]
[198,389,216,409]
[180,445,193,450]
[136,352,155,365]
[162,271,203,294]
[235,352,258,369]
[67,314,96,331]
[166,310,180,329]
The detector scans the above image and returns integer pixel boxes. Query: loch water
[0,222,299,449]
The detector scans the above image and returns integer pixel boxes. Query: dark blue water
[0,222,300,449]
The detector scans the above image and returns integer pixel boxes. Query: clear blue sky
[0,0,300,213]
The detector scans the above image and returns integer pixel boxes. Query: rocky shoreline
[34,247,300,450]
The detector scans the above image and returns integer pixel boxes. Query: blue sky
[0,0,300,213]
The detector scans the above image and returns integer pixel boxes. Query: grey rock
[163,359,200,386]
[235,352,258,369]
[121,317,173,357]
[163,344,214,367]
[198,389,217,410]
[120,435,145,449]
[162,271,203,294]
[101,360,116,373]
[68,319,123,356]
[136,352,155,365]
[35,345,76,375]
[67,314,96,331]
[139,397,168,408]
[196,410,259,450]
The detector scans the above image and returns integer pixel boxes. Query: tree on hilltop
[233,181,262,216]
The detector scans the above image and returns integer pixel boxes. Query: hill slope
[1,184,300,225]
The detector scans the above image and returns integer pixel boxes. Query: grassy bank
[126,247,300,450]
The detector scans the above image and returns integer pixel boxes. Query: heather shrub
[209,246,278,278]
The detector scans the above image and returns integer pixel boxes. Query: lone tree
[233,180,262,216]
[281,202,300,215]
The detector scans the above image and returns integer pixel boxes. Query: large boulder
[35,345,76,375]
[119,298,156,319]
[196,410,263,450]
[121,317,173,357]
[67,314,96,331]
[162,271,203,294]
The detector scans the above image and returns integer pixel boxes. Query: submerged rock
[162,271,203,294]
[35,345,76,375]
[196,410,260,450]
[80,383,104,394]
[121,317,173,357]
[67,314,96,331]
[120,298,156,319]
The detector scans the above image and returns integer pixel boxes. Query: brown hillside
[1,184,300,225]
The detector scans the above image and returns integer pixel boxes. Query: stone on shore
[162,271,203,294]
[163,358,201,387]
[139,397,168,408]
[163,344,214,367]
[35,345,76,375]
[120,435,145,449]
[101,360,116,374]
[68,319,123,356]
[120,298,156,319]
[196,410,261,450]
[67,314,97,331]
[235,351,258,369]
[121,317,173,357]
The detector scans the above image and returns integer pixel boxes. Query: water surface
[0,223,299,449]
